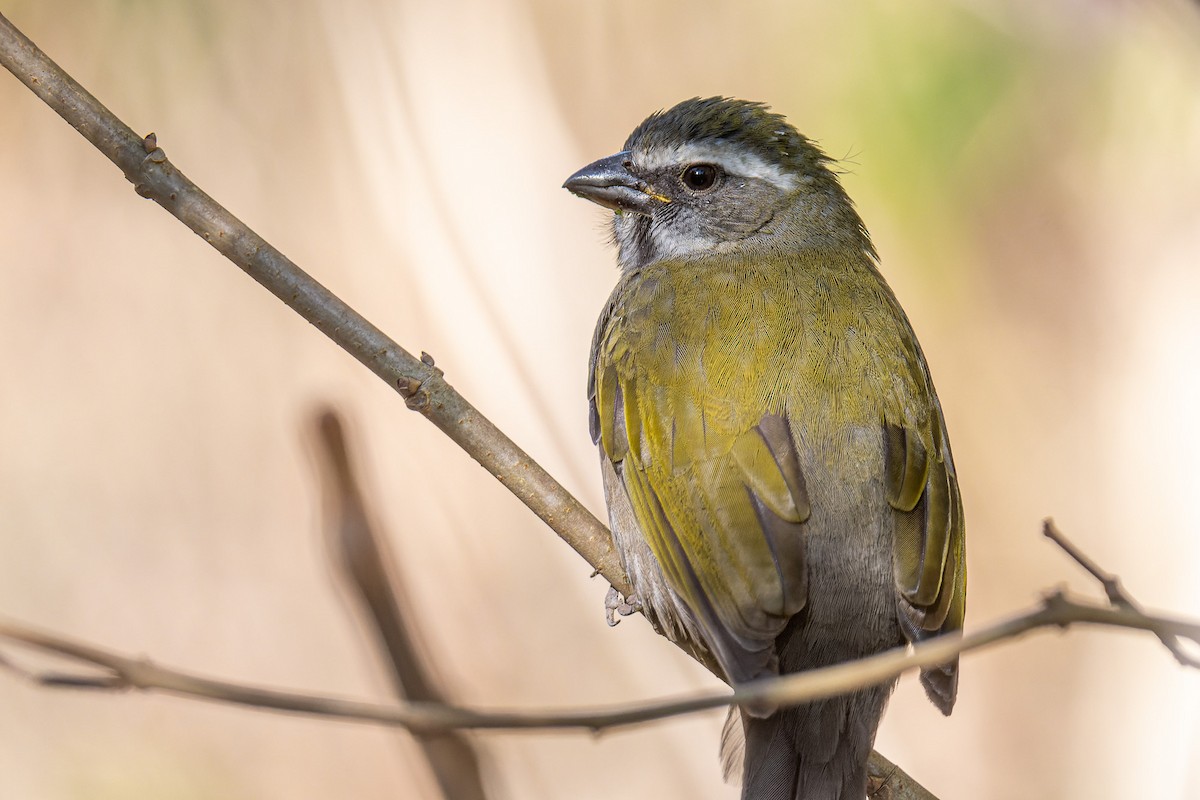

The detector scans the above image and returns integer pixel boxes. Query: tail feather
[919,657,959,716]
[741,683,893,800]
[720,706,746,785]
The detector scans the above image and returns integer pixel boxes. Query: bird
[564,97,966,800]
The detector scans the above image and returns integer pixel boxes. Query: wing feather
[592,334,812,684]
[884,418,966,715]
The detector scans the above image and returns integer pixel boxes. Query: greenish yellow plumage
[590,245,964,689]
[568,97,965,799]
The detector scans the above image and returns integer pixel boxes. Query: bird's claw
[604,586,640,626]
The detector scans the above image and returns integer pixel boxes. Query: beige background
[1,1,1199,798]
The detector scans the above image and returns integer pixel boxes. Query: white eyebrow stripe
[634,142,798,192]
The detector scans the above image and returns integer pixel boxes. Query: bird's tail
[739,682,892,800]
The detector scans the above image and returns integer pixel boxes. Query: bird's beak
[563,151,669,215]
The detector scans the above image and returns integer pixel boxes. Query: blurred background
[2,1,1199,798]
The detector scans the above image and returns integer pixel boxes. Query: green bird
[564,97,966,800]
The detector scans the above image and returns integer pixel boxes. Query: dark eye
[681,163,718,191]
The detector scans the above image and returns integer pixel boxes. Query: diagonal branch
[0,10,627,598]
[1043,519,1200,668]
[867,750,939,800]
[314,409,491,800]
[7,12,1193,800]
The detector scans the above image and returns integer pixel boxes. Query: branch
[2,579,1197,734]
[0,10,627,598]
[1043,519,1199,668]
[314,409,491,800]
[866,750,937,800]
[6,12,1191,800]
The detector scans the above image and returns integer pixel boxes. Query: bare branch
[867,750,935,800]
[314,409,491,800]
[2,582,1196,735]
[0,10,627,597]
[1044,518,1199,668]
[5,12,1192,799]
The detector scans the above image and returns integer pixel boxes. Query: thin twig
[1,588,1197,734]
[1044,518,1199,668]
[314,409,491,800]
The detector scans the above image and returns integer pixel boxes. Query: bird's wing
[883,412,967,714]
[589,331,811,684]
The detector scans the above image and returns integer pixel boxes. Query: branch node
[397,375,430,411]
[1041,589,1073,628]
[397,355,444,412]
[1044,519,1199,667]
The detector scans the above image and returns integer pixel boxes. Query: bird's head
[564,97,874,272]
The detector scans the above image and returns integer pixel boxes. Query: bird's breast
[605,252,917,441]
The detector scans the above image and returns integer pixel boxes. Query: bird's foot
[604,587,641,626]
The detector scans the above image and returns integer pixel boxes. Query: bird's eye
[681,164,719,192]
